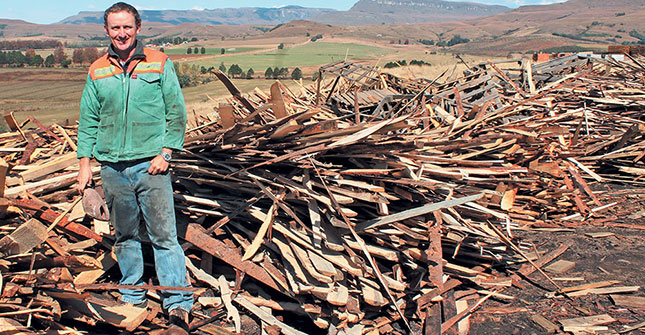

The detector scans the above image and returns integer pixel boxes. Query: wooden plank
[0,219,48,256]
[19,152,78,182]
[184,223,286,294]
[356,193,483,231]
[559,314,616,332]
[518,242,572,276]
[565,286,640,297]
[424,303,442,335]
[0,317,37,334]
[46,291,148,331]
[74,251,117,286]
[0,157,9,198]
[361,281,387,307]
[530,314,559,333]
[544,260,576,274]
[242,202,277,261]
[234,295,307,335]
[610,295,645,308]
[288,238,333,284]
[218,103,236,129]
[5,166,100,196]
[326,284,349,306]
[270,81,289,119]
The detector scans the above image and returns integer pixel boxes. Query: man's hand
[148,148,172,175]
[77,157,93,194]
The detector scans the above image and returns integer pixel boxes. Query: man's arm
[77,74,100,192]
[149,58,186,175]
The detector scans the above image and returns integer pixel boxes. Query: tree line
[0,46,104,68]
[0,39,62,50]
[264,67,302,80]
[173,62,305,88]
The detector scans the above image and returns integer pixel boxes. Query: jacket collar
[108,40,145,72]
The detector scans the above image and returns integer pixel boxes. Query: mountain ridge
[59,6,335,26]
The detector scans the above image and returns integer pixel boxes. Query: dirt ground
[468,189,645,335]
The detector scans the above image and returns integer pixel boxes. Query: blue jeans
[101,159,193,312]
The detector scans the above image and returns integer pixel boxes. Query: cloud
[191,6,205,10]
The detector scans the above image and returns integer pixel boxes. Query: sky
[2,0,568,25]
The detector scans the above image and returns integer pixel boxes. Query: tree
[83,47,99,64]
[264,67,273,79]
[193,47,198,54]
[220,48,225,54]
[200,66,208,74]
[160,47,165,53]
[200,47,206,54]
[25,49,36,60]
[273,67,280,79]
[312,71,320,82]
[72,48,84,64]
[227,64,243,78]
[30,54,44,67]
[218,63,226,73]
[61,59,71,68]
[53,46,66,64]
[187,47,192,54]
[177,74,192,87]
[278,43,284,49]
[291,67,302,80]
[246,68,254,79]
[44,54,55,67]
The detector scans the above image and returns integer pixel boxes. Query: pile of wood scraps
[0,54,643,334]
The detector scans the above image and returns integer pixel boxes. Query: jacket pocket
[130,120,163,153]
[95,123,116,155]
[130,73,162,103]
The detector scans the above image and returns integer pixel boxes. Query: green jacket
[77,41,186,162]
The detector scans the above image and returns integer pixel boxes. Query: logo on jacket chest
[132,74,138,79]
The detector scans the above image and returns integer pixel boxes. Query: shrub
[291,67,302,80]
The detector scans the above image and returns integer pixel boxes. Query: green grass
[163,47,261,55]
[186,42,392,71]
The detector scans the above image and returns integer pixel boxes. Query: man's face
[104,11,140,56]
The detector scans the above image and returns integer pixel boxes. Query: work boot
[163,308,190,335]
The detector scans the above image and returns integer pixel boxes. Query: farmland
[0,39,489,127]
[162,46,262,55]
[184,41,396,74]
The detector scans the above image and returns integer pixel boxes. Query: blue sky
[2,0,567,24]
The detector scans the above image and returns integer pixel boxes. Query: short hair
[104,2,141,27]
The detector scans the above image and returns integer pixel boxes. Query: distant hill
[59,6,336,26]
[311,0,510,25]
[1,0,643,57]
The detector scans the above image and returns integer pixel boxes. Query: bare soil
[468,189,645,335]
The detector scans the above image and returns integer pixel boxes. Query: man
[76,2,192,334]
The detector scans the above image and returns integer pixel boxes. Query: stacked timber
[0,54,643,334]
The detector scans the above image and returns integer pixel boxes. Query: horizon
[2,0,568,25]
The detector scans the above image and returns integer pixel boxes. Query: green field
[163,46,261,55]
[187,42,394,72]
